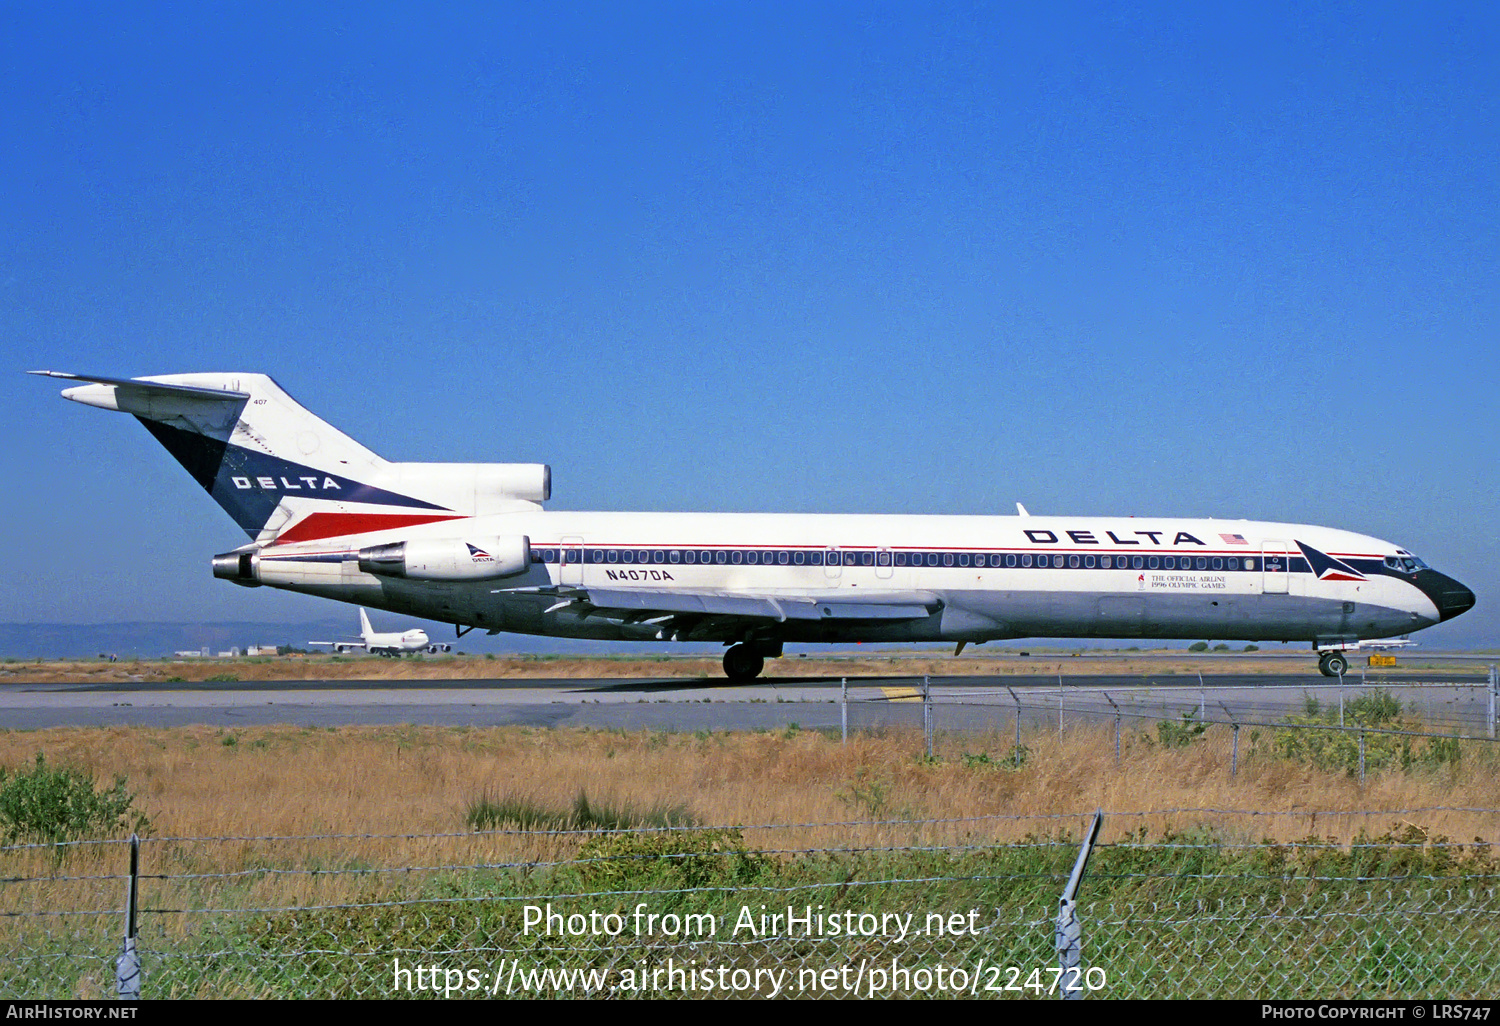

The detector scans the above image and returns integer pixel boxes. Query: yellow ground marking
[881,687,922,703]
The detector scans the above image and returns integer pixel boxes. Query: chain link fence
[834,671,1500,778]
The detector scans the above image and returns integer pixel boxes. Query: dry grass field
[0,719,1493,850]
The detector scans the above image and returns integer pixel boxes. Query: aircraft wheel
[1318,652,1348,677]
[723,645,765,682]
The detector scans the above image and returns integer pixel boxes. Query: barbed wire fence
[3,803,1498,999]
[2,667,1495,999]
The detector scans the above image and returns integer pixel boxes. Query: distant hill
[0,620,700,659]
[0,620,353,659]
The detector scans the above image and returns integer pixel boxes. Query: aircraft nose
[1438,579,1476,622]
[1415,570,1476,623]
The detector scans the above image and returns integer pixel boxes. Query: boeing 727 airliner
[33,371,1475,680]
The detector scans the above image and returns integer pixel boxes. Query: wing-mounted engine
[358,535,531,581]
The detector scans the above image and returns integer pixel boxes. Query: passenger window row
[528,548,1259,572]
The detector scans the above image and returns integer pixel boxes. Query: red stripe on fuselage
[274,512,465,543]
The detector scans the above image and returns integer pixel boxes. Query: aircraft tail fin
[359,608,374,639]
[33,371,550,545]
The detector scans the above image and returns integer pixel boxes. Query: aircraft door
[824,547,841,580]
[876,547,893,579]
[1262,541,1291,595]
[561,535,584,587]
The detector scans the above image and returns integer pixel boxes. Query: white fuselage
[252,510,1447,648]
[361,628,431,656]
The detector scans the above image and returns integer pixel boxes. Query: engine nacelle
[210,550,262,587]
[371,464,551,513]
[357,535,531,581]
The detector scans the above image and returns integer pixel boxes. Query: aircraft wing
[579,588,937,622]
[497,586,939,641]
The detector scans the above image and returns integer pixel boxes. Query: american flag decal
[1220,533,1248,545]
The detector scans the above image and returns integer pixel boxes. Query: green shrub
[1157,711,1208,748]
[466,789,695,833]
[1347,690,1402,725]
[963,746,1030,770]
[1261,692,1461,775]
[0,754,147,844]
[575,827,765,891]
[466,793,569,832]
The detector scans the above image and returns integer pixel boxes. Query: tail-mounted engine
[357,535,531,581]
[210,551,261,587]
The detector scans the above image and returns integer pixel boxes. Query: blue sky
[3,2,1496,646]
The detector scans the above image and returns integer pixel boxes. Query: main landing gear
[722,642,782,682]
[1317,651,1350,677]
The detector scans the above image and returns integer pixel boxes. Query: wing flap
[573,588,938,622]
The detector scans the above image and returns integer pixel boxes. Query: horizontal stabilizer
[29,371,250,405]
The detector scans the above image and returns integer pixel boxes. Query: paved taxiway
[0,673,1493,734]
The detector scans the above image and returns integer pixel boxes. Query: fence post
[923,675,933,759]
[1359,730,1366,785]
[116,833,140,1000]
[1219,702,1238,779]
[1007,687,1022,765]
[841,677,847,744]
[1103,693,1121,766]
[1489,665,1496,741]
[1056,810,1103,999]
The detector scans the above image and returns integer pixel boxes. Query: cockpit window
[1385,555,1426,574]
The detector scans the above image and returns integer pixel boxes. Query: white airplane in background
[33,371,1475,681]
[1330,637,1418,652]
[309,608,452,657]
